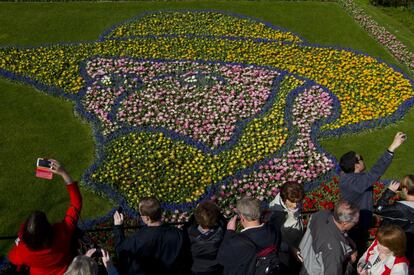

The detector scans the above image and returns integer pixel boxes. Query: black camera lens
[91,249,103,258]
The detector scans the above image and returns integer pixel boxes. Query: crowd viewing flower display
[0,11,414,223]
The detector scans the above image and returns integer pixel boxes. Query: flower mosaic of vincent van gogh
[0,11,413,214]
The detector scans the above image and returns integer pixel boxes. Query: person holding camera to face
[376,175,414,272]
[8,160,82,275]
[217,197,281,275]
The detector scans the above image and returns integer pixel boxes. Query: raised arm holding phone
[8,159,82,275]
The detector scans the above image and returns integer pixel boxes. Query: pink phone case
[36,167,53,180]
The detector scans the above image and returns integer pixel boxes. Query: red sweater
[8,182,82,275]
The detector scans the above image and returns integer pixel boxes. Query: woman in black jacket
[376,175,414,271]
[267,182,304,274]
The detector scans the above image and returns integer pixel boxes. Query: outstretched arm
[49,160,82,230]
[366,133,406,182]
[387,132,407,153]
[8,160,82,266]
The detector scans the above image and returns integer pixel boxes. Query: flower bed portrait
[0,11,413,220]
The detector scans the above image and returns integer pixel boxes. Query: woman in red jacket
[8,159,83,275]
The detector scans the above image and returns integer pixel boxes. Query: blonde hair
[64,255,98,275]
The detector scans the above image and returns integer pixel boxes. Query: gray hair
[333,200,359,223]
[64,255,98,275]
[237,197,261,221]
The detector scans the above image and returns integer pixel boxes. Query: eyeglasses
[355,156,363,163]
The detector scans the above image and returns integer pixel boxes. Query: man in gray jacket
[299,200,359,275]
[339,132,406,255]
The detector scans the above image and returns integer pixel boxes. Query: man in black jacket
[217,197,280,275]
[113,197,184,275]
[376,175,414,271]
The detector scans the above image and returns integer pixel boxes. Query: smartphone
[37,158,51,169]
[118,206,123,214]
[36,158,53,180]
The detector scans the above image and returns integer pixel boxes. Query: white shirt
[358,241,409,275]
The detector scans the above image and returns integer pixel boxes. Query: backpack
[240,234,281,275]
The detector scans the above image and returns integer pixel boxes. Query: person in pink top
[8,159,82,275]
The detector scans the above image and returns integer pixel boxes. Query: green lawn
[0,80,114,253]
[0,1,413,254]
[354,0,414,55]
[380,6,414,34]
[320,0,414,176]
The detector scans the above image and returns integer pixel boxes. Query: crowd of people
[6,132,414,275]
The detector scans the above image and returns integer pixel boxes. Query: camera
[360,262,372,271]
[91,247,103,258]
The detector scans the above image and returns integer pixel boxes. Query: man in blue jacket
[339,131,407,256]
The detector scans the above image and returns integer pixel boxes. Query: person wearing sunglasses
[338,132,407,257]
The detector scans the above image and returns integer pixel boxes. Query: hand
[85,248,96,257]
[350,250,358,264]
[101,249,114,269]
[227,215,238,231]
[357,264,368,275]
[388,180,400,192]
[114,210,124,226]
[49,159,73,184]
[388,132,407,152]
[291,248,304,262]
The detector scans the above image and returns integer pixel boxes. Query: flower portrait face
[82,58,280,149]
